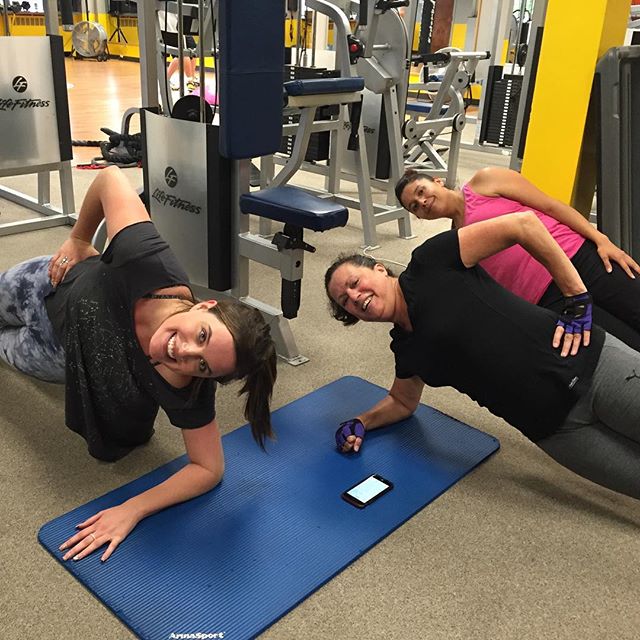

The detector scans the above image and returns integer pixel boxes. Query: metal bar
[513,0,528,74]
[306,0,353,77]
[0,213,71,237]
[311,9,317,67]
[282,120,339,135]
[383,88,413,237]
[1,0,10,36]
[231,160,250,298]
[43,0,58,35]
[198,0,206,122]
[58,160,76,215]
[177,0,185,94]
[238,233,282,270]
[37,171,51,206]
[510,0,549,170]
[271,109,316,187]
[138,0,158,109]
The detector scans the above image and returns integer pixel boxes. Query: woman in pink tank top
[395,167,640,352]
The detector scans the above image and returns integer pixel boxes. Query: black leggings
[539,240,640,352]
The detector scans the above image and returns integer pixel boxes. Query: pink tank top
[462,183,585,304]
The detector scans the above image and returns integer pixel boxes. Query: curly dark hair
[324,254,395,326]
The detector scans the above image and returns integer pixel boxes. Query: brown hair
[209,300,277,450]
[394,168,435,206]
[324,254,395,326]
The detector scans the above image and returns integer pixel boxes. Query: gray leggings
[0,256,65,383]
[537,333,640,500]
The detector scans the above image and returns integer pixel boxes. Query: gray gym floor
[1,151,639,640]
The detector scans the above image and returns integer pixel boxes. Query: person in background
[395,167,640,352]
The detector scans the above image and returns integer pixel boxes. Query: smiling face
[400,177,452,221]
[327,262,397,323]
[147,301,237,379]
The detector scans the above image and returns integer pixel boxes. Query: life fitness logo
[151,166,201,214]
[12,76,28,93]
[0,75,51,111]
[164,166,178,188]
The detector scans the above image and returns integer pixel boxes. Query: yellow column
[450,22,466,49]
[520,0,628,213]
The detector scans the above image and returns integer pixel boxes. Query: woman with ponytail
[0,167,277,561]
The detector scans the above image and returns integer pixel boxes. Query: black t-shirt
[390,230,605,441]
[45,222,216,461]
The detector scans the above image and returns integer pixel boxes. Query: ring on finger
[59,256,69,266]
[88,533,96,543]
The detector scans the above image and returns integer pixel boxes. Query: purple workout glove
[556,292,593,335]
[335,418,366,450]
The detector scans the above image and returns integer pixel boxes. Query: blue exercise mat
[39,376,499,640]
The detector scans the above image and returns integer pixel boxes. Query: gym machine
[263,0,415,249]
[477,0,531,149]
[403,48,489,186]
[135,0,349,365]
[0,0,76,237]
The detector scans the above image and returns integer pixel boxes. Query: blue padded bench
[239,185,348,232]
[406,102,450,116]
[283,78,365,130]
[240,186,348,319]
[284,77,365,96]
[282,77,365,152]
[406,101,434,114]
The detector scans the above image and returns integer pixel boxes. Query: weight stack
[479,72,523,147]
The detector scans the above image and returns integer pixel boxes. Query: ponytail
[239,348,277,449]
[209,300,277,449]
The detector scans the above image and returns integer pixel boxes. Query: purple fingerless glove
[335,418,366,450]
[556,292,593,335]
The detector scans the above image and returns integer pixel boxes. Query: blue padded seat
[405,101,450,115]
[240,186,348,232]
[284,77,365,96]
[406,101,433,114]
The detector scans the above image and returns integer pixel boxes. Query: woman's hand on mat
[48,237,99,287]
[335,418,365,453]
[59,503,141,562]
[596,236,640,279]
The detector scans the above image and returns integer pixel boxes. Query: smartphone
[341,474,393,508]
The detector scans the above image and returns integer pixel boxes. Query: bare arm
[458,212,591,356]
[49,167,150,286]
[340,376,424,453]
[60,418,225,562]
[469,167,640,277]
[458,211,586,296]
[71,165,150,243]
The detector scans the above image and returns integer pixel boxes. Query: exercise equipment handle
[375,0,410,12]
[448,50,492,60]
[412,52,451,66]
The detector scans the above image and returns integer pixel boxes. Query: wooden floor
[64,57,142,163]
